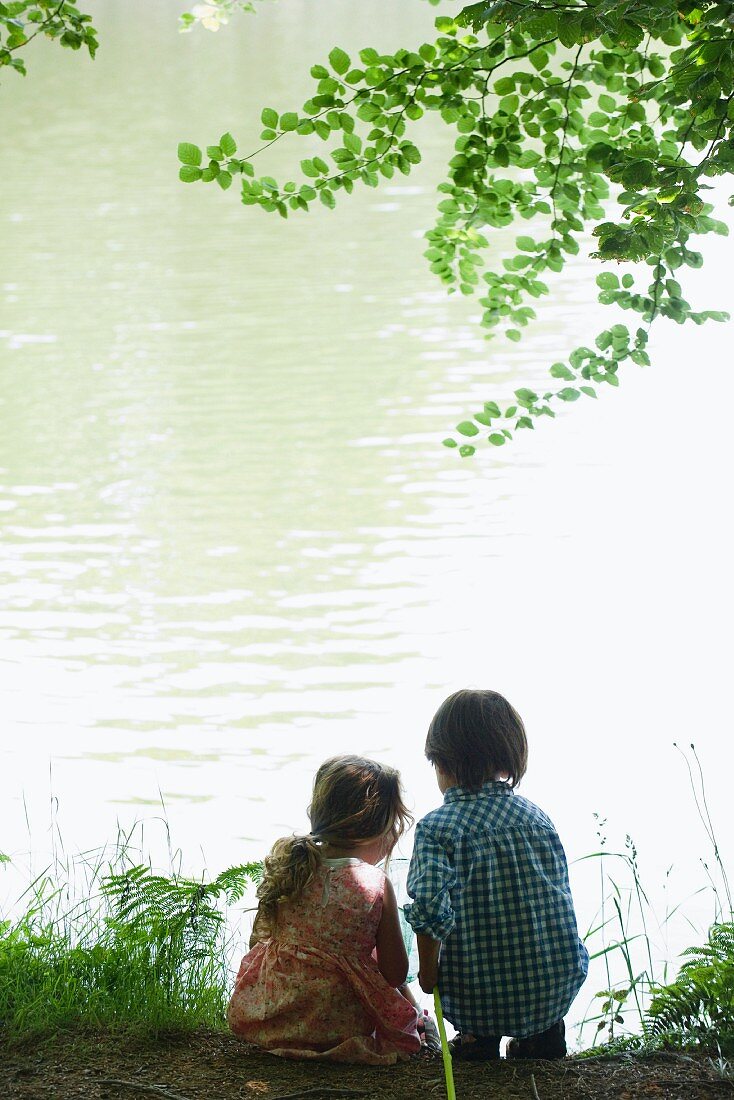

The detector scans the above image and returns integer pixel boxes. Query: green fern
[101,863,263,1006]
[0,857,262,1037]
[645,922,734,1054]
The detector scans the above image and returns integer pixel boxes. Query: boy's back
[406,779,588,1038]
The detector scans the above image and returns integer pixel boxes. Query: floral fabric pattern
[228,858,420,1064]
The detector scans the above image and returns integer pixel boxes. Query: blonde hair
[256,755,412,920]
[425,689,528,791]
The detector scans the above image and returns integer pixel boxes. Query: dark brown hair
[425,689,528,791]
[256,755,412,919]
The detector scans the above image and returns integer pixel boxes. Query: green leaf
[207,145,223,160]
[550,362,575,380]
[516,236,536,252]
[494,77,515,95]
[596,272,619,291]
[459,444,476,457]
[329,46,350,75]
[357,103,381,123]
[483,402,501,418]
[261,108,279,129]
[301,159,321,178]
[359,47,380,65]
[216,171,232,190]
[177,142,202,167]
[443,438,458,448]
[456,421,479,437]
[179,165,202,182]
[515,388,538,406]
[488,433,506,446]
[280,112,299,132]
[494,144,510,167]
[557,387,581,401]
[220,132,237,157]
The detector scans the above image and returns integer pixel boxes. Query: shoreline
[2,1027,730,1100]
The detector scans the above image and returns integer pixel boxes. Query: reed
[577,744,732,1053]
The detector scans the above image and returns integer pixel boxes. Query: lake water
[1,0,732,1037]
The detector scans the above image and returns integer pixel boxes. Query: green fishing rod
[433,987,456,1100]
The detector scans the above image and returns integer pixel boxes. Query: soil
[1,1028,732,1100]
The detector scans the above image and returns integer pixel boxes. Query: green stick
[433,987,456,1100]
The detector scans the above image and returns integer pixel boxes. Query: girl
[228,755,421,1064]
[405,689,589,1061]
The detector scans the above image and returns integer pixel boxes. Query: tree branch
[6,0,65,52]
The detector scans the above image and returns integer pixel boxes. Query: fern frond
[645,922,734,1053]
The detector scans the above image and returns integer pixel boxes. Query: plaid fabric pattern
[404,781,588,1038]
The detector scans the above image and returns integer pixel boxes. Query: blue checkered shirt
[404,781,588,1038]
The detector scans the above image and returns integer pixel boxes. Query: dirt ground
[2,1028,732,1100]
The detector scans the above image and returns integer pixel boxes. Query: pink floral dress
[228,857,420,1064]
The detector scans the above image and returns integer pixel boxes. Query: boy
[404,689,588,1060]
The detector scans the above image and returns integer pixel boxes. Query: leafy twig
[6,0,64,52]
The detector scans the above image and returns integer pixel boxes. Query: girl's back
[228,855,419,1064]
[275,857,383,957]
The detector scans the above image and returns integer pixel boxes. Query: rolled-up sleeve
[403,821,456,940]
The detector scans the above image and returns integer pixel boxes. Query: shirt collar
[443,779,513,803]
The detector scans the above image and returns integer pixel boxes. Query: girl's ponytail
[256,833,321,919]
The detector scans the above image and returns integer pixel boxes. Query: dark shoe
[448,1033,501,1061]
[507,1019,566,1060]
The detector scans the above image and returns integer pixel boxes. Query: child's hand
[416,933,441,993]
[418,968,438,994]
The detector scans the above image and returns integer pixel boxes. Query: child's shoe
[417,1009,441,1052]
[448,1033,501,1061]
[506,1020,566,1060]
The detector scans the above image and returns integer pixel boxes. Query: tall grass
[577,744,733,1052]
[0,826,260,1040]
